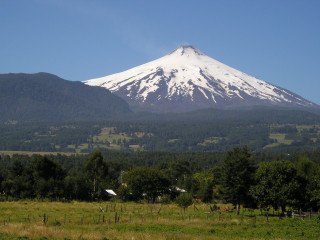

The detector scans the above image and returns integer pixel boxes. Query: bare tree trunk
[236,203,240,215]
[92,173,96,201]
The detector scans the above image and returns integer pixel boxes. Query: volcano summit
[84,46,317,112]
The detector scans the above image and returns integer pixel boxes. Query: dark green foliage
[221,146,256,214]
[175,193,193,212]
[251,160,302,212]
[310,166,320,208]
[295,156,318,210]
[190,169,217,203]
[84,150,108,200]
[1,116,320,153]
[1,155,66,199]
[0,73,130,122]
[124,167,170,202]
[31,155,66,198]
[1,102,320,153]
[1,147,320,210]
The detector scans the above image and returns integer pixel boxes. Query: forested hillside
[1,108,320,152]
[0,73,131,122]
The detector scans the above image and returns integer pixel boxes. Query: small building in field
[105,189,117,198]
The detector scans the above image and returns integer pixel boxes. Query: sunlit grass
[0,201,319,239]
[264,133,294,149]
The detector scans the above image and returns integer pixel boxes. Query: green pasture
[93,127,131,143]
[264,133,294,149]
[0,201,319,240]
[63,127,144,152]
[200,137,223,145]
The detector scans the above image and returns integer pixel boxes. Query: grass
[269,133,294,145]
[204,137,223,144]
[70,127,142,152]
[0,201,319,240]
[94,128,132,144]
[264,133,294,149]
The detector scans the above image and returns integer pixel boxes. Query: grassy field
[0,201,319,240]
[63,127,144,153]
[198,137,223,146]
[264,133,294,149]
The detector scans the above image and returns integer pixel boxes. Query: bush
[175,193,193,212]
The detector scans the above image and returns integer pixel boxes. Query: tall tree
[84,150,108,200]
[310,166,320,209]
[192,170,215,203]
[251,160,301,213]
[295,156,316,210]
[221,146,255,215]
[124,167,170,202]
[30,155,66,199]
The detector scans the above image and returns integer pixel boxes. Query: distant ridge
[84,45,319,112]
[0,73,131,122]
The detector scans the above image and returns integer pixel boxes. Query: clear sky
[1,0,320,104]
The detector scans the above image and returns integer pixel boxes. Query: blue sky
[1,0,320,104]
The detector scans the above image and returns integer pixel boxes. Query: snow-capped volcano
[84,45,317,112]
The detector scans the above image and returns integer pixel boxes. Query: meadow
[0,201,319,240]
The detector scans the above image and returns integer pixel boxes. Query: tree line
[1,148,320,213]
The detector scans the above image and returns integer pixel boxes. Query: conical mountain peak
[84,46,317,112]
[169,45,205,57]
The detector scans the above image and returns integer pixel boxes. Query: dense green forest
[1,148,320,213]
[1,111,320,152]
[0,73,131,122]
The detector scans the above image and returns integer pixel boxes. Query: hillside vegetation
[1,108,320,152]
[0,73,131,122]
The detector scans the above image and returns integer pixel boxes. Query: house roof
[105,189,117,196]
